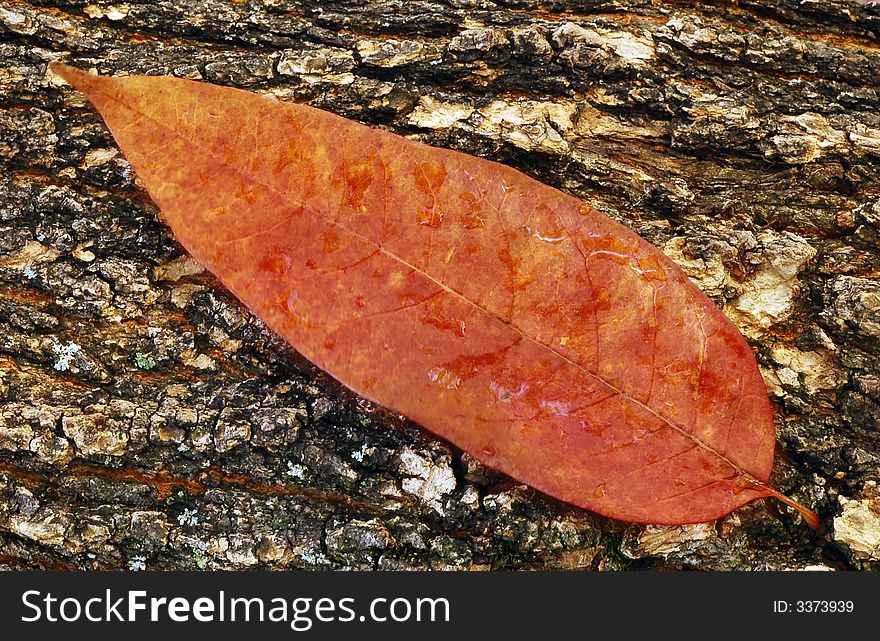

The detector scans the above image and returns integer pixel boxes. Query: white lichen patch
[398,447,456,512]
[472,99,576,154]
[287,461,307,480]
[295,549,330,567]
[0,240,60,269]
[406,95,474,130]
[177,508,199,527]
[52,341,82,371]
[834,483,880,560]
[350,444,375,463]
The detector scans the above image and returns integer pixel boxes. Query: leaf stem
[761,484,821,529]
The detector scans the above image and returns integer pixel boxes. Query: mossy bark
[2,0,879,570]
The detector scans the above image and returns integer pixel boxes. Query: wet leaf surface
[50,63,817,526]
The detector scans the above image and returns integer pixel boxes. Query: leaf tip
[48,62,97,90]
[48,61,73,80]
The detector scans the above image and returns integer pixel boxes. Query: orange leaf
[51,63,818,527]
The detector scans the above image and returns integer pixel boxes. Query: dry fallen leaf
[51,63,818,526]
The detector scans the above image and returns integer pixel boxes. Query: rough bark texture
[1,0,879,571]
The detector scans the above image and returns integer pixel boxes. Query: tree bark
[1,0,879,570]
